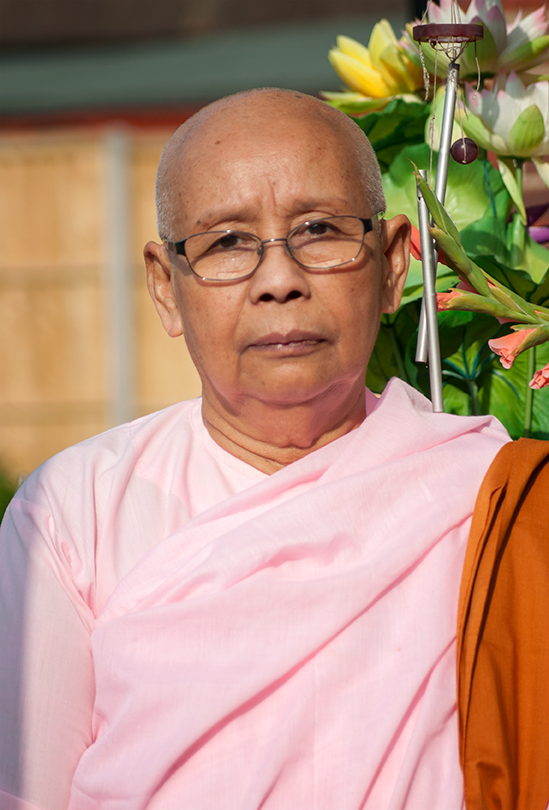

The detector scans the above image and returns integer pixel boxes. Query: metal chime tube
[415,61,460,408]
[417,170,444,412]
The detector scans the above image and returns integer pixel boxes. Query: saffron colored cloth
[0,379,509,810]
[458,438,549,810]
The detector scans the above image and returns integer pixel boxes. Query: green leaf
[383,143,509,232]
[498,158,527,223]
[429,226,491,294]
[520,233,549,283]
[354,98,430,173]
[474,255,537,299]
[366,304,420,392]
[461,216,510,265]
[415,171,463,247]
[530,266,549,306]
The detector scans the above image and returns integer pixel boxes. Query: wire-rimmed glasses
[164,215,379,282]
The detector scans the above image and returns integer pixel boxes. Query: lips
[249,330,325,351]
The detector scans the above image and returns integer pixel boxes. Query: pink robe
[0,380,509,810]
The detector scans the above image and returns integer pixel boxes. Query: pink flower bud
[436,289,463,310]
[410,225,446,265]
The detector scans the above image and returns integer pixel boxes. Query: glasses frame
[164,215,380,282]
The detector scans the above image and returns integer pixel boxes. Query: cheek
[175,284,243,371]
[335,276,384,345]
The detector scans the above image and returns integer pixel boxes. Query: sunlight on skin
[145,91,411,473]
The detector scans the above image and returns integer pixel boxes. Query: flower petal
[321,91,394,114]
[489,327,537,367]
[506,103,546,154]
[500,35,549,72]
[529,362,549,388]
[484,2,507,53]
[335,36,373,67]
[506,6,548,52]
[461,18,498,76]
[461,101,497,152]
[369,20,398,65]
[498,158,527,222]
[533,156,549,190]
[379,45,419,93]
[328,50,390,97]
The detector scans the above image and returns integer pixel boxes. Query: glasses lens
[184,231,260,280]
[288,217,365,269]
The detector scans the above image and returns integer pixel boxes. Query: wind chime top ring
[412,23,484,46]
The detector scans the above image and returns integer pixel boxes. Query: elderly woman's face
[156,113,407,422]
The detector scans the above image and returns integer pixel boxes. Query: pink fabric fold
[0,789,46,810]
[68,381,509,810]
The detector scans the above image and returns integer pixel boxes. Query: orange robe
[458,438,549,810]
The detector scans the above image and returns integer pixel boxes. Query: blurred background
[0,0,541,487]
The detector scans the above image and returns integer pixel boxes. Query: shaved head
[155,88,385,241]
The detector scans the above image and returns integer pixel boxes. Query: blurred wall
[0,126,201,479]
[0,0,409,46]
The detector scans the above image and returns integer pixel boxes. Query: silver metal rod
[435,62,459,204]
[416,60,460,363]
[417,170,444,412]
[103,127,135,427]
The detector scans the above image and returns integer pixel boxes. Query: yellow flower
[328,22,424,104]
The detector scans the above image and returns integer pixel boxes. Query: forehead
[174,113,369,232]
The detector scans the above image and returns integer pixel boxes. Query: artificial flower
[410,224,446,263]
[461,70,549,219]
[324,23,424,114]
[436,280,520,318]
[488,325,549,367]
[401,0,549,81]
[529,362,549,387]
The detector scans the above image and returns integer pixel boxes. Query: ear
[379,214,411,314]
[144,241,184,338]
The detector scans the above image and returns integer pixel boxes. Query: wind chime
[412,13,483,412]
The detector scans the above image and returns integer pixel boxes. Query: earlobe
[144,241,185,337]
[380,215,411,314]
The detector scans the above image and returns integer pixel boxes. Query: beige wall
[0,126,201,480]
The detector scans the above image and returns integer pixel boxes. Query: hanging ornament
[411,14,484,411]
[450,136,479,164]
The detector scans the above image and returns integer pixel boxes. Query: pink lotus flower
[529,362,549,388]
[489,328,537,368]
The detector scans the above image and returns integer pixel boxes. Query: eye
[301,220,339,237]
[209,232,245,250]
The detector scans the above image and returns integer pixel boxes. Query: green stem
[480,150,497,218]
[524,346,536,438]
[467,378,481,417]
[510,159,526,268]
[515,159,524,199]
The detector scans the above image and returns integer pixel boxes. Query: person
[0,88,517,810]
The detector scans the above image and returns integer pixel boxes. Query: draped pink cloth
[0,380,510,810]
[63,381,508,810]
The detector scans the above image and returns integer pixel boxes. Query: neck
[201,387,367,475]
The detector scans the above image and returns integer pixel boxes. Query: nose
[248,238,311,304]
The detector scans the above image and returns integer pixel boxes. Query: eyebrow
[192,197,356,232]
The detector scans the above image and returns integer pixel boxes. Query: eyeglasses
[165,215,379,282]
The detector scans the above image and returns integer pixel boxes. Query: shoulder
[18,399,200,510]
[364,378,511,479]
[2,400,201,612]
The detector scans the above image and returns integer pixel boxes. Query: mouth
[249,330,326,354]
